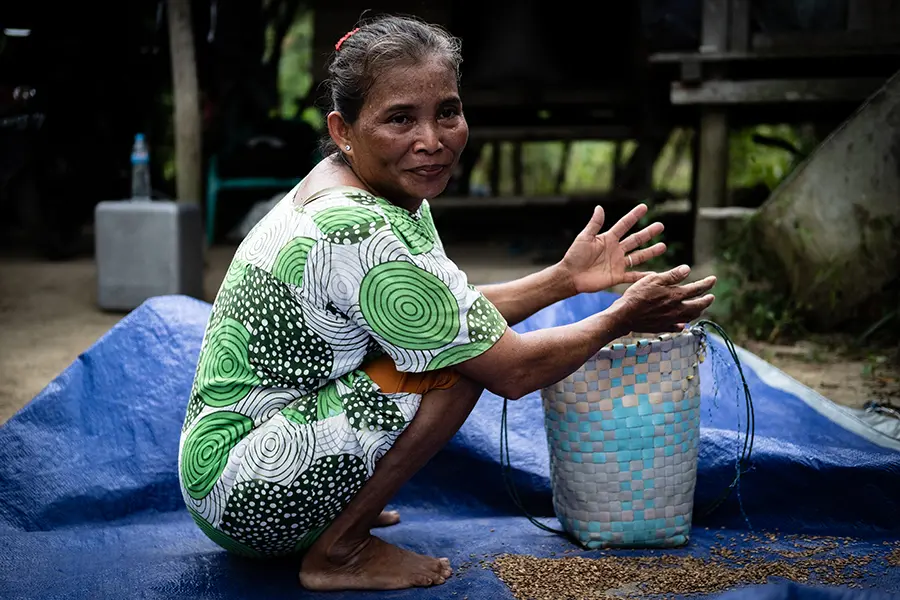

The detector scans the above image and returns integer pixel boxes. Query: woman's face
[333,56,468,208]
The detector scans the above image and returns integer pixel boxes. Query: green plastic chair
[205,154,305,245]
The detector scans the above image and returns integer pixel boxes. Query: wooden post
[556,140,572,194]
[694,111,729,263]
[512,142,524,196]
[167,0,202,206]
[693,0,740,265]
[489,142,501,196]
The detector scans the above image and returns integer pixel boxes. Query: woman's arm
[455,266,717,400]
[476,263,576,327]
[457,301,629,399]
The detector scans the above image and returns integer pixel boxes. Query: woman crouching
[178,14,716,592]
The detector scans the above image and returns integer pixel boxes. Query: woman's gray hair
[318,14,463,158]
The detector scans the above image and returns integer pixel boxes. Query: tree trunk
[167,0,202,205]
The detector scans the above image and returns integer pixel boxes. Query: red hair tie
[335,28,360,51]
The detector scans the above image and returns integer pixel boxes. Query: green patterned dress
[178,186,508,557]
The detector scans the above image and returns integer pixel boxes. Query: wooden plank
[460,89,630,107]
[730,0,751,52]
[429,195,571,210]
[671,78,884,105]
[466,125,635,142]
[755,68,900,325]
[752,29,900,51]
[698,206,758,219]
[429,193,653,211]
[700,0,730,52]
[650,45,900,63]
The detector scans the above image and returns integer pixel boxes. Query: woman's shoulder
[295,185,382,211]
[294,186,393,246]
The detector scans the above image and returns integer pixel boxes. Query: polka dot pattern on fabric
[467,294,507,345]
[218,454,367,556]
[242,268,334,388]
[340,372,407,433]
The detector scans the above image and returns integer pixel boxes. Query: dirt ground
[1,243,897,424]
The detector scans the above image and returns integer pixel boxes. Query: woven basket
[540,330,705,549]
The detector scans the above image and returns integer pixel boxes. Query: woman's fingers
[625,242,666,268]
[676,276,717,299]
[608,203,648,240]
[681,294,716,315]
[620,222,664,253]
[662,264,692,285]
[579,205,606,238]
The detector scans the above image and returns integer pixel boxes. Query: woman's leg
[299,374,484,591]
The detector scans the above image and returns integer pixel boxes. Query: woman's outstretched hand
[560,203,666,295]
[613,265,717,333]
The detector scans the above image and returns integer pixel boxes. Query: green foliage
[706,216,809,343]
[727,124,814,191]
[277,11,323,130]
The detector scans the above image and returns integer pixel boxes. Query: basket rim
[591,328,701,360]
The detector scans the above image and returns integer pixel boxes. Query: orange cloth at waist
[361,354,460,395]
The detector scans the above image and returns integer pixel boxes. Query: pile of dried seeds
[490,532,899,600]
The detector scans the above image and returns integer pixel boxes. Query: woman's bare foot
[299,535,452,591]
[372,510,400,528]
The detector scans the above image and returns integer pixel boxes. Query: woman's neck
[306,155,423,213]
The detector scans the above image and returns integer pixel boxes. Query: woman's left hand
[559,203,666,295]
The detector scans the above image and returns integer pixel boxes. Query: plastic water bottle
[130,133,152,201]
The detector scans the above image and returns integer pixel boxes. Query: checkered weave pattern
[540,331,704,549]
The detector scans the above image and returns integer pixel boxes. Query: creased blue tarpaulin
[1,292,899,600]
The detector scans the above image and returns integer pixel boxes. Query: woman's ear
[326,111,353,153]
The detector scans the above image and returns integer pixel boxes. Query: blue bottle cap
[135,133,145,142]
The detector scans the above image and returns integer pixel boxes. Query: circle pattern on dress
[378,203,435,255]
[222,260,248,291]
[271,237,316,287]
[197,317,259,407]
[359,261,460,350]
[313,206,385,245]
[181,411,254,500]
[427,339,496,371]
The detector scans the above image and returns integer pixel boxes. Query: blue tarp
[1,292,898,600]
